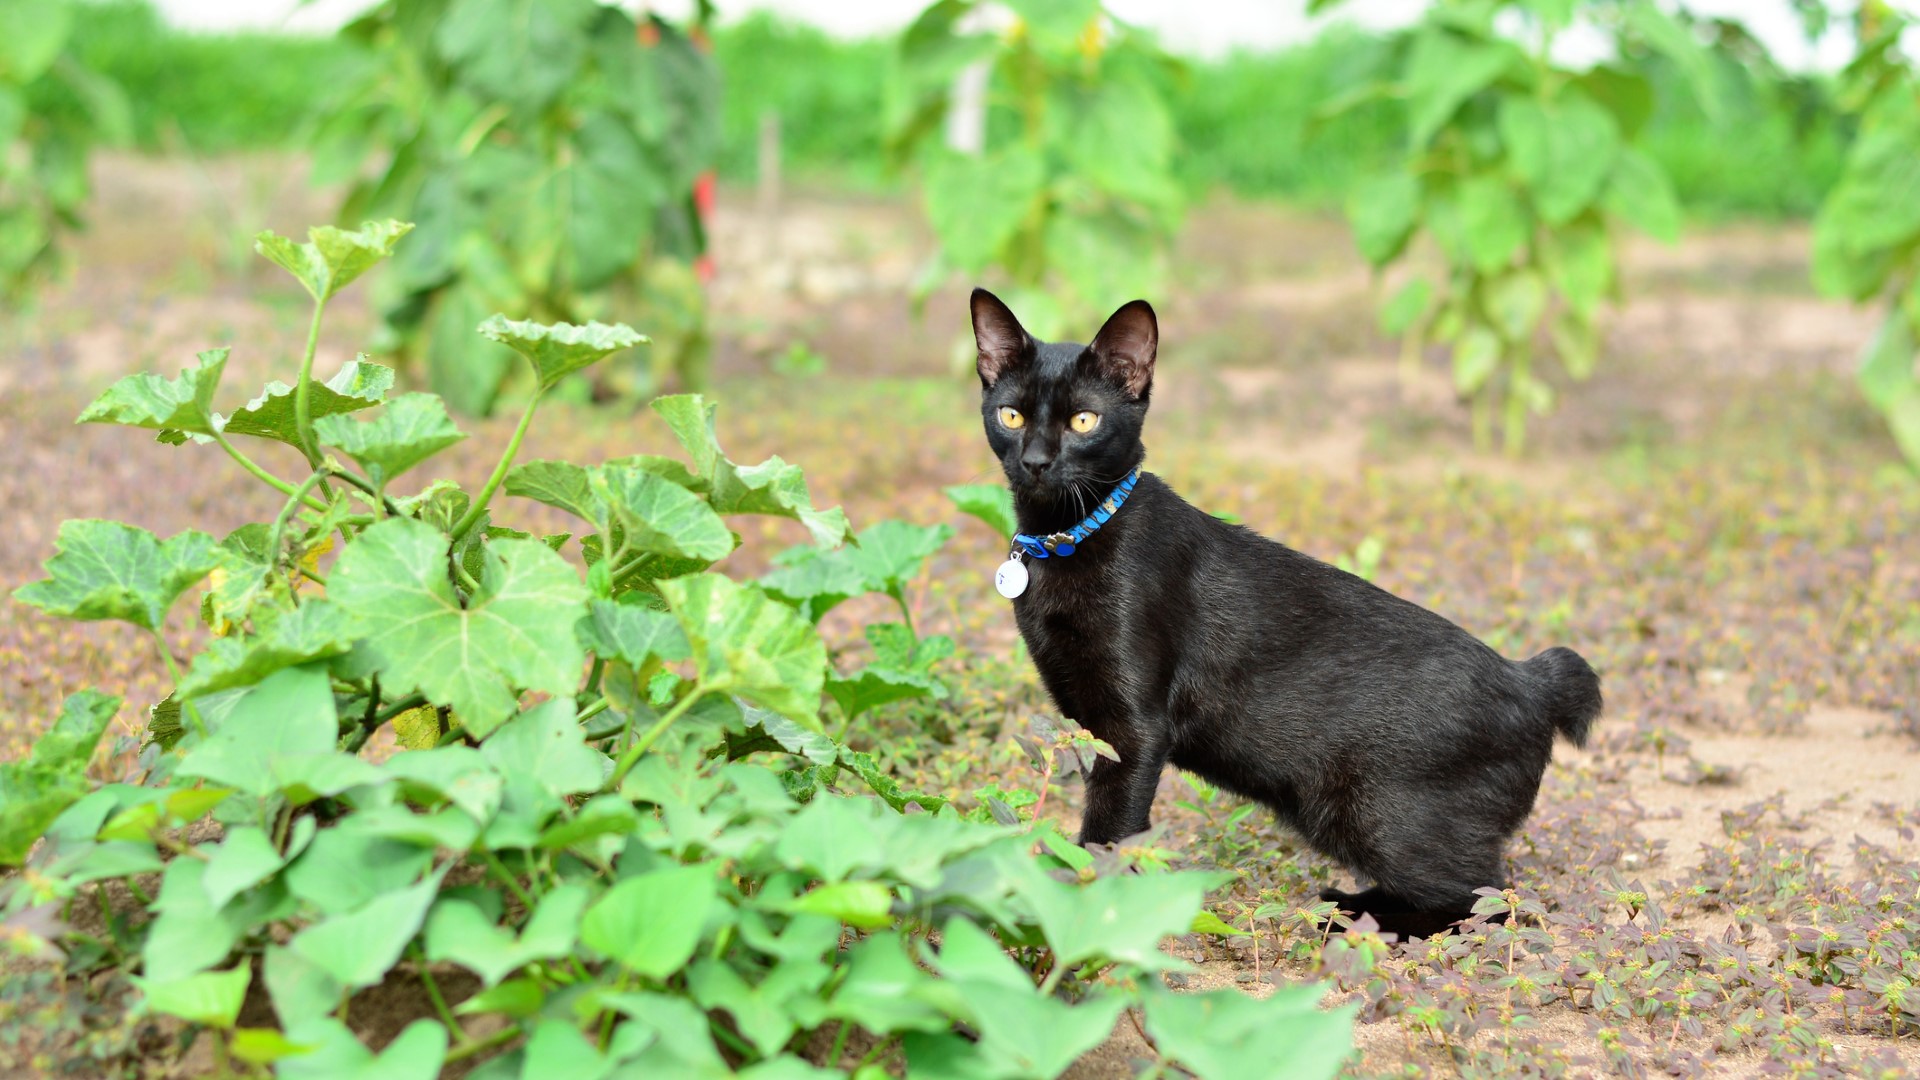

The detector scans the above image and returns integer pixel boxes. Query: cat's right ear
[971,288,1032,388]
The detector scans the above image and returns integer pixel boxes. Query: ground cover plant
[0,222,1358,1078]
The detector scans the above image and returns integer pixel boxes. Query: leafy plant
[1810,1,1920,471]
[0,0,129,309]
[312,0,719,416]
[2,221,1357,1077]
[1330,0,1709,454]
[887,0,1184,338]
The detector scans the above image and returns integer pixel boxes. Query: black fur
[970,288,1603,938]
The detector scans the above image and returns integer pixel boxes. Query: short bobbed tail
[1523,646,1602,747]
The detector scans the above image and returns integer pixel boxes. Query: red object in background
[639,16,717,283]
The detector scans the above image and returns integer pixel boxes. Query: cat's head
[970,288,1156,505]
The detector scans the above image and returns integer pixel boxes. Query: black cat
[969,288,1602,939]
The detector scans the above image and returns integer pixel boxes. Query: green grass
[60,2,1848,218]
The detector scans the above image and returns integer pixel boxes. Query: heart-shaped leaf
[424,882,590,986]
[14,520,219,630]
[218,359,394,445]
[179,599,357,699]
[288,874,442,991]
[28,689,120,772]
[314,392,466,486]
[1141,983,1356,1080]
[134,967,250,1028]
[652,395,849,546]
[255,220,413,302]
[479,700,605,812]
[505,459,599,520]
[576,600,691,666]
[77,348,228,436]
[658,574,826,728]
[276,1017,447,1080]
[478,315,647,392]
[175,664,339,798]
[943,483,1016,541]
[330,518,589,739]
[581,863,719,978]
[589,462,735,562]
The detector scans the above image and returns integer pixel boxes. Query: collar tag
[993,554,1029,599]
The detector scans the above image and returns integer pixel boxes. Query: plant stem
[479,849,537,912]
[292,296,329,465]
[443,1025,521,1065]
[452,390,543,541]
[268,468,332,569]
[577,696,611,725]
[210,428,325,509]
[603,687,705,791]
[149,629,207,738]
[1037,955,1068,997]
[411,944,461,1032]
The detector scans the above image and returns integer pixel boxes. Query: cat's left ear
[1087,299,1157,399]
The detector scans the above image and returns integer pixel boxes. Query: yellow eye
[998,406,1025,430]
[1070,411,1100,434]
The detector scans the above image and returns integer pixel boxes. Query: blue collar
[1012,468,1142,559]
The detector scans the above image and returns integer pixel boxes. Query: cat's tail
[1523,647,1602,747]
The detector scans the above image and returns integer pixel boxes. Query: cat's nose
[1021,449,1054,479]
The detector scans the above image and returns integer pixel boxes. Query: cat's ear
[971,288,1033,387]
[1087,299,1157,398]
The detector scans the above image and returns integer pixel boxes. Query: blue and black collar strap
[1012,468,1142,559]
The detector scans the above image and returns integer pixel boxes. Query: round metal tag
[993,558,1029,599]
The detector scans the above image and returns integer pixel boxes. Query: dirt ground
[4,154,1919,1077]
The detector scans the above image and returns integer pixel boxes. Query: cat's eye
[998,406,1025,430]
[1070,411,1100,434]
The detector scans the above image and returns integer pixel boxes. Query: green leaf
[1141,983,1355,1080]
[1623,2,1722,120]
[425,882,590,986]
[1487,270,1547,342]
[176,665,338,798]
[823,931,949,1034]
[943,484,1015,541]
[581,863,718,978]
[1500,91,1619,225]
[288,874,441,991]
[276,1017,447,1080]
[739,704,839,766]
[479,700,606,812]
[849,521,952,601]
[652,396,850,546]
[774,880,894,929]
[144,858,288,983]
[1191,910,1250,937]
[179,600,357,699]
[932,918,1127,1078]
[659,574,827,728]
[577,599,691,665]
[1404,28,1514,148]
[383,746,503,824]
[1859,312,1918,413]
[1543,219,1612,321]
[0,763,89,866]
[1454,175,1528,273]
[203,825,295,910]
[135,968,250,1028]
[1452,326,1501,394]
[230,1028,319,1067]
[758,546,873,624]
[1380,277,1433,337]
[1602,147,1682,244]
[264,944,342,1030]
[331,518,589,739]
[14,520,218,630]
[314,393,466,486]
[0,0,73,83]
[922,146,1046,271]
[828,623,950,722]
[220,359,394,446]
[479,315,647,393]
[504,459,599,520]
[1013,865,1228,970]
[1883,384,1920,472]
[284,823,434,916]
[77,348,228,436]
[1345,172,1421,267]
[28,689,120,772]
[590,462,736,561]
[255,220,414,302]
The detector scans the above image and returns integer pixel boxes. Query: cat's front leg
[1076,725,1168,845]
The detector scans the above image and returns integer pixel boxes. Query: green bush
[2,221,1358,1078]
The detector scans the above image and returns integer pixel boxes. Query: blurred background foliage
[5,0,1918,466]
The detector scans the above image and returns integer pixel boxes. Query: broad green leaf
[277,1017,447,1080]
[943,484,1015,541]
[581,863,719,978]
[774,880,893,929]
[230,1028,319,1067]
[849,521,952,600]
[0,0,73,82]
[144,858,289,983]
[0,763,89,866]
[823,931,949,1034]
[1379,277,1433,337]
[288,874,441,990]
[1543,218,1612,321]
[771,794,992,886]
[478,700,605,812]
[220,359,394,445]
[314,393,466,486]
[577,599,691,665]
[758,545,872,624]
[255,220,414,302]
[77,348,227,436]
[1623,2,1722,120]
[478,315,647,392]
[1345,172,1420,267]
[828,623,950,722]
[179,599,356,699]
[504,459,599,520]
[383,745,504,824]
[330,518,589,739]
[425,882,589,986]
[740,704,838,766]
[135,968,250,1028]
[176,665,338,798]
[1488,270,1547,342]
[455,978,546,1019]
[1859,313,1918,413]
[15,520,218,631]
[1454,175,1528,273]
[202,825,291,910]
[264,945,342,1030]
[284,823,434,916]
[687,954,834,1058]
[1499,91,1619,225]
[652,395,850,546]
[933,918,1127,1078]
[590,463,735,561]
[922,146,1046,271]
[1404,28,1514,148]
[537,795,640,850]
[1141,983,1356,1080]
[1013,865,1230,969]
[28,689,120,772]
[1602,147,1682,243]
[659,574,826,728]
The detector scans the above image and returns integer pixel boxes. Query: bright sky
[152,0,1894,69]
